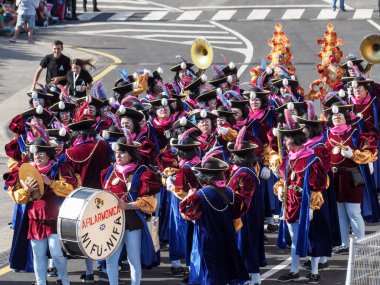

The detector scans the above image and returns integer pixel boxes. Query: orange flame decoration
[308,23,344,101]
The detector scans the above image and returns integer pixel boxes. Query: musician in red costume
[272,109,327,284]
[65,98,111,283]
[8,138,80,285]
[101,135,162,285]
[324,103,379,255]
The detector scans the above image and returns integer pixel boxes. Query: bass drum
[58,187,125,260]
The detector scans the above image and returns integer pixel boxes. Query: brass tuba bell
[191,38,214,70]
[360,34,380,64]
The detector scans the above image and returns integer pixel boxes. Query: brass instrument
[191,38,214,76]
[359,34,380,76]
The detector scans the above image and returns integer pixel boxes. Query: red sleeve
[154,148,178,171]
[232,172,256,215]
[313,146,331,172]
[358,132,378,152]
[179,192,202,220]
[59,164,80,189]
[100,168,109,189]
[174,167,200,192]
[138,169,162,196]
[309,160,327,192]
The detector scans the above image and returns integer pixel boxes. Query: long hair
[72,58,96,71]
[70,127,97,144]
[177,148,199,160]
[229,151,257,167]
[197,171,224,185]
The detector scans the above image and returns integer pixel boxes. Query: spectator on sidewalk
[31,40,71,90]
[36,0,52,26]
[332,0,345,11]
[9,0,39,43]
[83,0,99,12]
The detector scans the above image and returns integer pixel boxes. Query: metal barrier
[346,232,380,285]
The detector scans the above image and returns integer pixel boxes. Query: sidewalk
[0,36,106,257]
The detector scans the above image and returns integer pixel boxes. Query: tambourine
[19,163,45,200]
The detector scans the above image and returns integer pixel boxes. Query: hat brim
[193,160,229,172]
[193,111,218,121]
[184,77,202,91]
[275,102,305,113]
[170,62,194,72]
[171,139,201,150]
[230,100,249,108]
[21,108,51,120]
[47,129,71,141]
[271,79,298,87]
[324,105,354,116]
[196,91,217,103]
[112,141,141,151]
[67,119,95,131]
[296,117,323,125]
[117,107,144,122]
[76,97,105,108]
[227,143,258,153]
[49,102,77,112]
[341,59,363,69]
[149,98,176,106]
[208,76,228,87]
[278,125,305,135]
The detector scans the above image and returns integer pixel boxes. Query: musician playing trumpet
[324,103,379,255]
[4,138,80,285]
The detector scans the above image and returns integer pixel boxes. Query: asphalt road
[1,0,380,284]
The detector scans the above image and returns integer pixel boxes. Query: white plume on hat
[200,109,207,118]
[179,117,187,126]
[216,88,222,96]
[102,130,110,140]
[283,78,289,86]
[347,61,354,68]
[157,67,163,74]
[29,145,38,154]
[287,102,294,111]
[272,128,279,137]
[36,105,43,114]
[58,101,66,110]
[161,98,168,106]
[180,62,187,69]
[118,105,126,114]
[332,105,339,114]
[59,127,67,137]
[351,81,358,88]
[201,74,208,82]
[227,75,233,83]
[250,91,256,100]
[133,81,139,89]
[133,72,138,79]
[338,89,345,98]
[109,97,116,106]
[265,67,273,75]
[32,91,38,100]
[111,142,119,151]
[229,62,235,69]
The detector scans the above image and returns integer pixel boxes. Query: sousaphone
[191,38,214,76]
[359,34,380,74]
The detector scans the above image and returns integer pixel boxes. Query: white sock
[319,256,327,264]
[251,273,261,284]
[171,260,181,268]
[311,257,320,275]
[48,258,54,268]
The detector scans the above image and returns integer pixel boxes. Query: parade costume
[227,136,266,285]
[102,137,161,285]
[179,156,249,285]
[324,104,379,253]
[7,138,79,285]
[273,109,327,283]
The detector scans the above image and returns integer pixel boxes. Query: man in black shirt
[31,40,71,90]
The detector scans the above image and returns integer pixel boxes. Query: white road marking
[142,11,169,20]
[176,10,203,21]
[261,257,292,280]
[77,29,228,34]
[183,40,243,45]
[77,0,146,4]
[83,5,169,10]
[367,19,380,31]
[136,34,237,39]
[210,21,253,78]
[282,9,305,20]
[353,9,373,19]
[246,9,270,20]
[77,12,101,21]
[317,9,338,19]
[181,4,330,9]
[211,10,237,21]
[139,0,182,12]
[107,12,134,21]
[46,22,216,28]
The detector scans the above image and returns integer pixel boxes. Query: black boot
[93,0,100,11]
[83,0,87,12]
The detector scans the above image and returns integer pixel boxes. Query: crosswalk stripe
[317,8,338,19]
[142,11,169,20]
[246,9,270,20]
[281,9,305,20]
[353,9,373,19]
[78,12,101,21]
[176,10,203,21]
[211,9,237,21]
[107,12,134,21]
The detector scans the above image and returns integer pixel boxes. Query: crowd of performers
[3,23,380,285]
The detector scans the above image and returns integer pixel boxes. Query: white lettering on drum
[81,206,121,229]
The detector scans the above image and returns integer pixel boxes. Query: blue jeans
[337,202,365,247]
[30,234,70,285]
[106,229,142,285]
[287,222,300,274]
[332,0,345,9]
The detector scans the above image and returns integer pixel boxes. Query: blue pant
[30,234,70,285]
[287,222,300,274]
[337,202,365,247]
[332,0,345,9]
[106,229,142,285]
